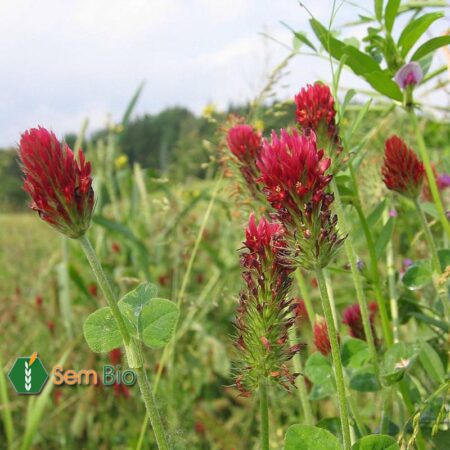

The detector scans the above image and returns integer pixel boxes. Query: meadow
[1,2,450,449]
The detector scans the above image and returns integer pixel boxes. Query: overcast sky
[0,0,448,147]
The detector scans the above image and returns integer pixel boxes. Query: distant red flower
[293,299,309,324]
[342,302,378,341]
[111,242,121,253]
[53,389,62,405]
[194,421,206,435]
[88,283,98,297]
[382,135,424,198]
[47,321,55,333]
[113,383,130,399]
[18,127,94,238]
[314,318,333,356]
[109,348,122,366]
[35,295,43,308]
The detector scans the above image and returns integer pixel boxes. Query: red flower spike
[382,135,424,198]
[314,317,334,356]
[18,127,94,238]
[342,303,378,342]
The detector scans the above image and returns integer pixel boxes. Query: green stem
[413,198,450,322]
[316,268,352,450]
[385,209,399,343]
[79,235,170,450]
[288,328,314,425]
[349,166,394,347]
[408,109,450,238]
[259,379,270,450]
[331,179,380,380]
[295,269,316,329]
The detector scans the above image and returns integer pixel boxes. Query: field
[1,2,450,450]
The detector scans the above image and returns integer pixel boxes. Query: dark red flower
[111,242,121,253]
[108,348,122,366]
[18,127,94,238]
[35,295,43,308]
[47,321,55,333]
[113,382,130,399]
[382,135,424,198]
[314,317,333,356]
[342,302,378,341]
[88,283,98,297]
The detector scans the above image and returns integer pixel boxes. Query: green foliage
[352,434,399,449]
[402,260,433,289]
[83,307,122,352]
[284,424,342,450]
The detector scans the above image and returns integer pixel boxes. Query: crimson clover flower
[382,135,424,199]
[235,213,301,396]
[18,127,94,238]
[257,129,345,270]
[313,317,334,356]
[295,83,344,172]
[226,123,263,198]
[342,302,378,342]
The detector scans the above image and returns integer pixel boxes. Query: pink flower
[394,62,423,89]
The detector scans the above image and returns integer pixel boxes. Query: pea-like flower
[382,135,424,198]
[235,213,301,395]
[18,127,94,238]
[394,62,423,90]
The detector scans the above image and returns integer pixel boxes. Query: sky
[0,0,448,147]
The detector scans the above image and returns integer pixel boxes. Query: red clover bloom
[257,129,345,270]
[18,127,94,238]
[382,135,424,198]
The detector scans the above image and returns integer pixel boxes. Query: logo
[8,352,48,395]
[7,352,136,395]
